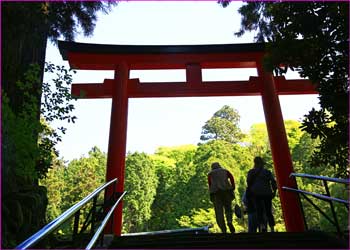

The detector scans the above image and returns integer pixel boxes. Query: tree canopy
[39,106,347,244]
[229,1,349,178]
[2,1,116,113]
[200,105,244,144]
[2,3,117,246]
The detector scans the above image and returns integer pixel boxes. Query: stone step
[108,231,348,249]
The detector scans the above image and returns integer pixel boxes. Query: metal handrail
[283,172,349,235]
[122,225,211,236]
[282,186,349,205]
[16,178,118,250]
[86,191,127,250]
[290,173,350,185]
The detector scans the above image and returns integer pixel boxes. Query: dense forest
[40,106,348,235]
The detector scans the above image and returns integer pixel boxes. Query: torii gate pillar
[258,65,305,232]
[105,63,129,235]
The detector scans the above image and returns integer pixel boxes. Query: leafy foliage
[148,145,197,231]
[2,2,116,43]
[230,1,349,178]
[40,147,107,235]
[2,1,116,114]
[2,63,77,248]
[46,1,116,42]
[2,2,116,247]
[41,108,347,238]
[123,152,158,233]
[2,63,76,181]
[200,105,244,143]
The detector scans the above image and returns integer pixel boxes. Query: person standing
[242,189,258,233]
[247,157,277,232]
[208,162,236,233]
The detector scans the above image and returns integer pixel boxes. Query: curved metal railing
[122,225,211,237]
[86,191,126,250]
[16,178,123,249]
[282,172,349,235]
[289,173,350,185]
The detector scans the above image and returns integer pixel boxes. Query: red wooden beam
[274,76,318,95]
[67,51,263,70]
[128,79,260,97]
[71,80,113,98]
[250,76,318,95]
[59,41,266,70]
[71,76,317,99]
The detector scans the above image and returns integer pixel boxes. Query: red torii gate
[58,41,317,235]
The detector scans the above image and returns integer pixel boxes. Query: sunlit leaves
[235,2,349,178]
[200,105,244,144]
[123,152,158,233]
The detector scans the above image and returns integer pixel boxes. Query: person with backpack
[246,157,277,232]
[208,162,236,234]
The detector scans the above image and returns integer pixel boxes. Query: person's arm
[208,174,211,187]
[247,170,252,187]
[227,170,235,190]
[269,171,277,196]
[270,172,277,190]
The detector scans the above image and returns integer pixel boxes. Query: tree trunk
[1,3,50,247]
[2,2,49,116]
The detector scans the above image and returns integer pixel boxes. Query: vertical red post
[257,64,305,232]
[186,63,202,87]
[105,63,129,235]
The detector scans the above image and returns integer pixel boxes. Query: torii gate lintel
[71,75,316,99]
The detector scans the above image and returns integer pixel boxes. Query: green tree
[41,147,107,235]
[188,139,251,232]
[246,120,308,231]
[39,159,66,223]
[123,152,158,233]
[148,145,197,231]
[2,64,76,248]
[2,2,113,243]
[147,153,178,230]
[291,133,348,233]
[292,133,320,174]
[200,105,244,144]
[2,4,117,242]
[230,1,349,178]
[2,2,116,116]
[247,120,304,159]
[246,123,270,156]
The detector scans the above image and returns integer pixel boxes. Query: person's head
[211,162,221,170]
[254,156,264,168]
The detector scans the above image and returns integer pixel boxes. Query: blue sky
[44,1,320,162]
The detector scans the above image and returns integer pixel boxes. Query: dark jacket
[247,167,277,197]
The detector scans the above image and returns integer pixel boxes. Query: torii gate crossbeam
[58,41,318,235]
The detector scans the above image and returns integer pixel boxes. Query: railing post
[110,181,117,232]
[91,197,98,235]
[323,180,341,235]
[73,209,81,241]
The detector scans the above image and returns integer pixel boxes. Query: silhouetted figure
[242,189,258,233]
[247,157,277,232]
[208,162,236,233]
